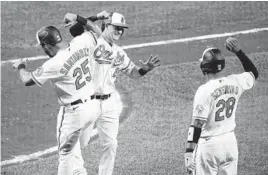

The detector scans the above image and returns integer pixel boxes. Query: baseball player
[184,37,259,175]
[63,12,160,175]
[13,26,100,175]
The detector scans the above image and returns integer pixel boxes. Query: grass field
[1,1,268,175]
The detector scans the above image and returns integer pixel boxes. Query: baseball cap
[108,12,128,28]
[36,26,62,46]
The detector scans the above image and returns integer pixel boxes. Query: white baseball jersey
[192,72,255,137]
[91,36,136,94]
[31,32,97,105]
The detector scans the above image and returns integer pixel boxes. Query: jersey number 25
[73,59,92,90]
[215,97,236,122]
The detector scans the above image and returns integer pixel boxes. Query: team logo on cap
[121,16,125,24]
[56,35,61,42]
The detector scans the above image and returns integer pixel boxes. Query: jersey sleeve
[192,86,211,121]
[118,49,136,75]
[232,72,255,91]
[79,31,98,46]
[31,58,61,86]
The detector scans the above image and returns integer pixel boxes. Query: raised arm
[225,37,259,79]
[64,11,109,37]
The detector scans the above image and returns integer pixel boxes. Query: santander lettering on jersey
[60,48,90,75]
[211,85,239,100]
[93,44,125,66]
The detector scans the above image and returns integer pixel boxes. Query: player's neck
[206,71,224,81]
[57,42,69,50]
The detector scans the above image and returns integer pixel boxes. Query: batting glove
[184,152,195,174]
[96,10,110,20]
[63,13,78,27]
[13,59,27,70]
[225,37,241,53]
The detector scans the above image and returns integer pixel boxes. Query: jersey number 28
[215,97,236,122]
[73,59,91,90]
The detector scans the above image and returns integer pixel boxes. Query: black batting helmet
[36,26,62,46]
[199,47,225,75]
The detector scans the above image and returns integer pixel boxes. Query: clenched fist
[97,11,110,20]
[63,13,78,27]
[13,59,27,70]
[225,37,241,53]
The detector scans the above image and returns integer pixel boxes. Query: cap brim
[111,23,128,28]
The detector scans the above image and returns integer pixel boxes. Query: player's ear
[101,22,105,32]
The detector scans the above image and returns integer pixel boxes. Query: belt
[91,94,111,100]
[70,99,83,106]
[70,94,111,106]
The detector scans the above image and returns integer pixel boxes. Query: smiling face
[107,24,125,41]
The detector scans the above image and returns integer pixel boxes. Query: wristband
[87,16,98,22]
[186,148,194,153]
[18,63,26,71]
[187,125,201,144]
[77,15,87,26]
[138,68,148,76]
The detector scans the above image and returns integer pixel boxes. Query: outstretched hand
[139,55,160,72]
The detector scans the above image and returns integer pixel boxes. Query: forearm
[77,15,101,36]
[186,142,197,153]
[236,50,259,79]
[129,66,149,78]
[84,19,102,36]
[19,69,35,86]
[185,119,204,153]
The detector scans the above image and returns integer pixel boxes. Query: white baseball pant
[79,91,123,175]
[56,98,101,175]
[194,131,238,175]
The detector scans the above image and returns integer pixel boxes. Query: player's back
[32,32,96,105]
[197,72,255,138]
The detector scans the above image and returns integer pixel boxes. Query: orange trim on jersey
[89,31,98,45]
[30,72,43,86]
[192,116,207,121]
[57,107,66,151]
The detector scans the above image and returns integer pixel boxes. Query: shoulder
[83,31,98,44]
[71,31,97,45]
[196,83,209,95]
[43,51,66,70]
[194,82,212,101]
[228,72,255,80]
